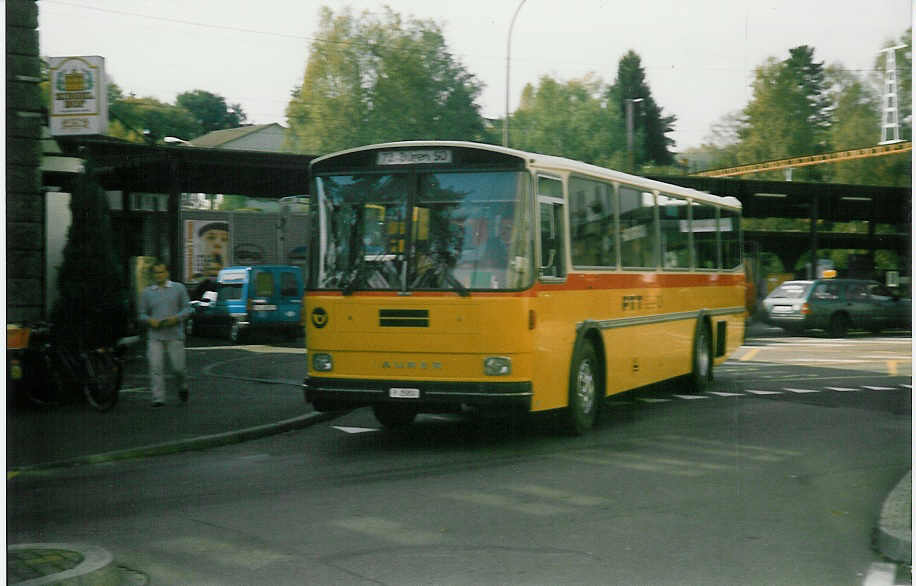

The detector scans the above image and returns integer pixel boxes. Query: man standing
[140,261,192,407]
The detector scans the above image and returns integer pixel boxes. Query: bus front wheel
[565,343,600,435]
[373,404,417,429]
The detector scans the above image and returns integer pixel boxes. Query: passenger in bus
[482,215,513,269]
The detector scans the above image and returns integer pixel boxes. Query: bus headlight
[484,356,511,376]
[312,353,334,372]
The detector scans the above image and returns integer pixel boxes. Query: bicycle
[19,323,124,412]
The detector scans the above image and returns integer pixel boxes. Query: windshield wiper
[443,272,470,297]
[341,260,370,296]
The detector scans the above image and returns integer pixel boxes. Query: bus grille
[379,309,429,327]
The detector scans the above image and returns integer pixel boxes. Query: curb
[876,470,912,563]
[8,410,343,475]
[8,543,118,586]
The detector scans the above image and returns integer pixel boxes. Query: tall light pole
[503,0,527,147]
[625,97,643,171]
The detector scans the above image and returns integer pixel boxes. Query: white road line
[783,388,820,394]
[332,426,378,434]
[745,389,783,395]
[825,387,861,392]
[706,391,745,397]
[637,398,671,403]
[672,394,711,400]
[863,386,898,391]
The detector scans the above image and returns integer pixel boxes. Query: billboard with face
[184,220,229,281]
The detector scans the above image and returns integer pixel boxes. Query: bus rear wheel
[687,321,712,393]
[565,343,600,435]
[373,404,417,429]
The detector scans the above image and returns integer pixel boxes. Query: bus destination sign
[377,149,452,166]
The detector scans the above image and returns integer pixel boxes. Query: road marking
[332,517,444,545]
[745,389,783,395]
[156,536,293,569]
[630,438,787,462]
[739,348,761,361]
[672,394,710,400]
[863,386,898,391]
[553,453,704,477]
[637,397,671,403]
[445,490,573,516]
[706,391,745,397]
[783,387,820,394]
[660,434,802,457]
[332,426,378,434]
[507,484,608,507]
[825,387,861,392]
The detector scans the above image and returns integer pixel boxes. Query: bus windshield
[314,171,533,293]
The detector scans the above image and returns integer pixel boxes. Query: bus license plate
[389,387,420,399]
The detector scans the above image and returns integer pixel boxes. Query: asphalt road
[6,327,911,585]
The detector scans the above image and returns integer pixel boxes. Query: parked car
[186,265,304,342]
[761,278,911,337]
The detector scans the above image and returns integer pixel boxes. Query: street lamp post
[625,97,643,171]
[503,0,527,147]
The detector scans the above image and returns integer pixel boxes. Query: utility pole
[879,44,906,145]
[625,98,643,172]
[503,0,527,147]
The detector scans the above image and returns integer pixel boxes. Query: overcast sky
[38,0,912,151]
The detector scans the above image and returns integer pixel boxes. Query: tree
[510,74,623,166]
[606,50,677,167]
[736,46,830,180]
[176,89,247,134]
[286,6,484,154]
[108,95,201,143]
[52,160,128,349]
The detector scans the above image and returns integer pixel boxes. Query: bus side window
[620,186,657,269]
[692,201,719,269]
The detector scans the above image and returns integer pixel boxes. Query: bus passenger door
[532,183,573,411]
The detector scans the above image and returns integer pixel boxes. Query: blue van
[187,265,303,342]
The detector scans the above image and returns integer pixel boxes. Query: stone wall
[6,0,44,322]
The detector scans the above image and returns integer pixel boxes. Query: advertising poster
[184,220,230,282]
[48,56,108,136]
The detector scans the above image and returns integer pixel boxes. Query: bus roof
[311,141,741,211]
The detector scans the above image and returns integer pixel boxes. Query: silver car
[761,278,911,337]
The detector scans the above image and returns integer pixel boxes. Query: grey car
[761,278,911,337]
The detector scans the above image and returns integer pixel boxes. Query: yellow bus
[303,141,747,433]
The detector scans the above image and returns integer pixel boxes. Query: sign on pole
[48,56,108,136]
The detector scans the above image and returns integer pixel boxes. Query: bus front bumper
[304,377,532,413]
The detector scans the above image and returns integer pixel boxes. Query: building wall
[6,0,45,322]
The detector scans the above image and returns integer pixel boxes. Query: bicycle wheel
[83,349,122,412]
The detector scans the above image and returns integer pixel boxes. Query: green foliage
[510,75,623,166]
[286,6,484,154]
[103,80,246,143]
[109,94,201,143]
[737,46,831,181]
[176,90,248,134]
[607,50,677,167]
[51,161,128,348]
